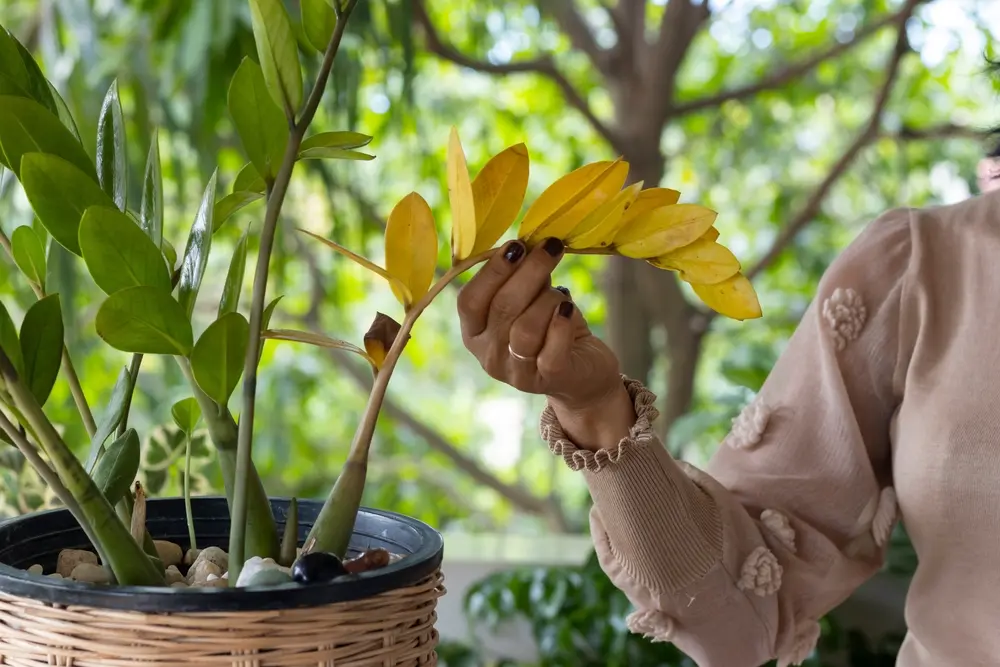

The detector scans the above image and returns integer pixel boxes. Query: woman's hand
[457,238,637,450]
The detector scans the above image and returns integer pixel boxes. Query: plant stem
[229,2,358,585]
[116,353,143,438]
[184,431,197,550]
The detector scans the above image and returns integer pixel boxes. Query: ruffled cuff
[540,376,659,472]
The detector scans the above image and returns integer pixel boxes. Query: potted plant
[0,0,760,663]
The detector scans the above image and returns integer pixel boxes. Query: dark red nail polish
[558,301,574,318]
[543,237,564,257]
[555,286,570,296]
[503,241,525,263]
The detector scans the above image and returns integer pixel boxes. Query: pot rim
[0,497,444,612]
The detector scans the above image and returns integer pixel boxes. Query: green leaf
[248,0,303,114]
[91,428,140,505]
[0,96,95,179]
[85,366,132,471]
[213,191,264,232]
[46,82,81,142]
[0,301,23,378]
[79,206,172,295]
[228,58,289,181]
[0,29,29,92]
[96,286,194,356]
[233,162,266,193]
[0,72,28,98]
[177,171,217,319]
[219,228,249,317]
[300,131,373,152]
[96,80,127,210]
[19,294,62,406]
[10,35,57,115]
[190,312,249,404]
[260,295,283,356]
[20,152,115,256]
[10,225,46,286]
[171,397,202,435]
[162,238,177,272]
[140,129,163,247]
[298,147,375,161]
[302,0,337,52]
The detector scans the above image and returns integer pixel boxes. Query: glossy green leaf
[140,129,163,247]
[298,147,375,161]
[233,162,266,193]
[302,0,338,52]
[11,35,57,115]
[96,80,127,210]
[177,171,217,319]
[10,225,46,286]
[213,191,264,232]
[46,82,81,141]
[162,239,177,272]
[96,286,194,356]
[190,312,249,404]
[0,72,28,98]
[0,301,23,378]
[300,131,373,152]
[248,0,303,113]
[228,58,289,181]
[85,366,132,472]
[170,397,202,436]
[19,294,63,406]
[79,206,171,295]
[92,428,140,505]
[0,96,94,179]
[0,29,28,92]
[20,152,115,256]
[219,228,249,317]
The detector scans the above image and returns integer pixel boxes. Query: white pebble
[27,564,43,575]
[164,565,185,585]
[154,540,183,567]
[70,563,111,584]
[170,581,189,589]
[236,556,282,587]
[57,549,97,578]
[187,559,222,584]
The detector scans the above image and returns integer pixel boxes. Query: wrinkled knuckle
[456,285,477,315]
[490,295,519,322]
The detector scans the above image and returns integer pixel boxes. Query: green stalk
[0,351,162,585]
[229,1,358,585]
[116,353,143,438]
[183,430,197,550]
[306,251,492,556]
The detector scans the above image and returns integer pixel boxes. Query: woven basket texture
[0,571,444,666]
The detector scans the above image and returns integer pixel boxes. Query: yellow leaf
[518,159,628,242]
[448,127,476,260]
[702,227,720,242]
[470,143,529,254]
[299,228,413,305]
[615,204,718,258]
[648,238,741,285]
[262,328,378,369]
[620,187,681,226]
[566,181,643,249]
[692,274,762,321]
[384,192,438,308]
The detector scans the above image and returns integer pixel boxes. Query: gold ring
[508,344,536,362]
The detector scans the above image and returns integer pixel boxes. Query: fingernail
[558,301,574,318]
[543,237,564,257]
[555,286,570,297]
[503,241,526,263]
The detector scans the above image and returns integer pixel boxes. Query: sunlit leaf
[385,192,437,307]
[46,82,80,141]
[228,58,289,181]
[298,147,375,161]
[262,328,377,369]
[10,225,46,286]
[19,294,62,407]
[300,228,413,304]
[248,0,303,113]
[219,227,249,317]
[302,0,338,52]
[96,286,194,355]
[214,191,264,232]
[565,181,642,249]
[85,367,132,472]
[233,162,266,193]
[96,80,127,210]
[140,130,163,247]
[20,152,115,255]
[300,131,373,152]
[615,204,718,258]
[171,397,202,435]
[92,428,140,505]
[649,238,741,285]
[0,302,22,378]
[519,159,627,243]
[619,187,681,226]
[0,96,95,180]
[470,143,529,254]
[177,171,217,319]
[692,273,762,321]
[702,227,720,242]
[79,206,172,295]
[191,312,249,404]
[0,29,29,93]
[447,127,476,260]
[8,32,56,115]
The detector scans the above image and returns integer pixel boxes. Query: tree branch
[670,5,916,117]
[413,0,623,153]
[541,0,609,74]
[652,0,711,121]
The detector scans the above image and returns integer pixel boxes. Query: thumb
[537,300,576,379]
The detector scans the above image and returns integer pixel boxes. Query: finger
[537,300,578,379]
[486,238,565,334]
[508,287,571,360]
[457,240,527,339]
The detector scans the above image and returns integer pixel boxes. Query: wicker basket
[0,498,445,666]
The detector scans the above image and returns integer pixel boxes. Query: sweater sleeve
[542,208,915,667]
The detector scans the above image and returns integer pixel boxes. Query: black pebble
[291,551,348,583]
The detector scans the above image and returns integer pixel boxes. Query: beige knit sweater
[541,191,1000,666]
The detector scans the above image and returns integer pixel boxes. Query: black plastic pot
[0,496,444,612]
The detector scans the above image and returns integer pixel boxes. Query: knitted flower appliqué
[778,621,822,667]
[722,398,770,450]
[761,509,797,554]
[872,486,898,547]
[737,546,783,596]
[626,609,676,643]
[821,287,866,351]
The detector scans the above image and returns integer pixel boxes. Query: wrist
[548,380,636,452]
